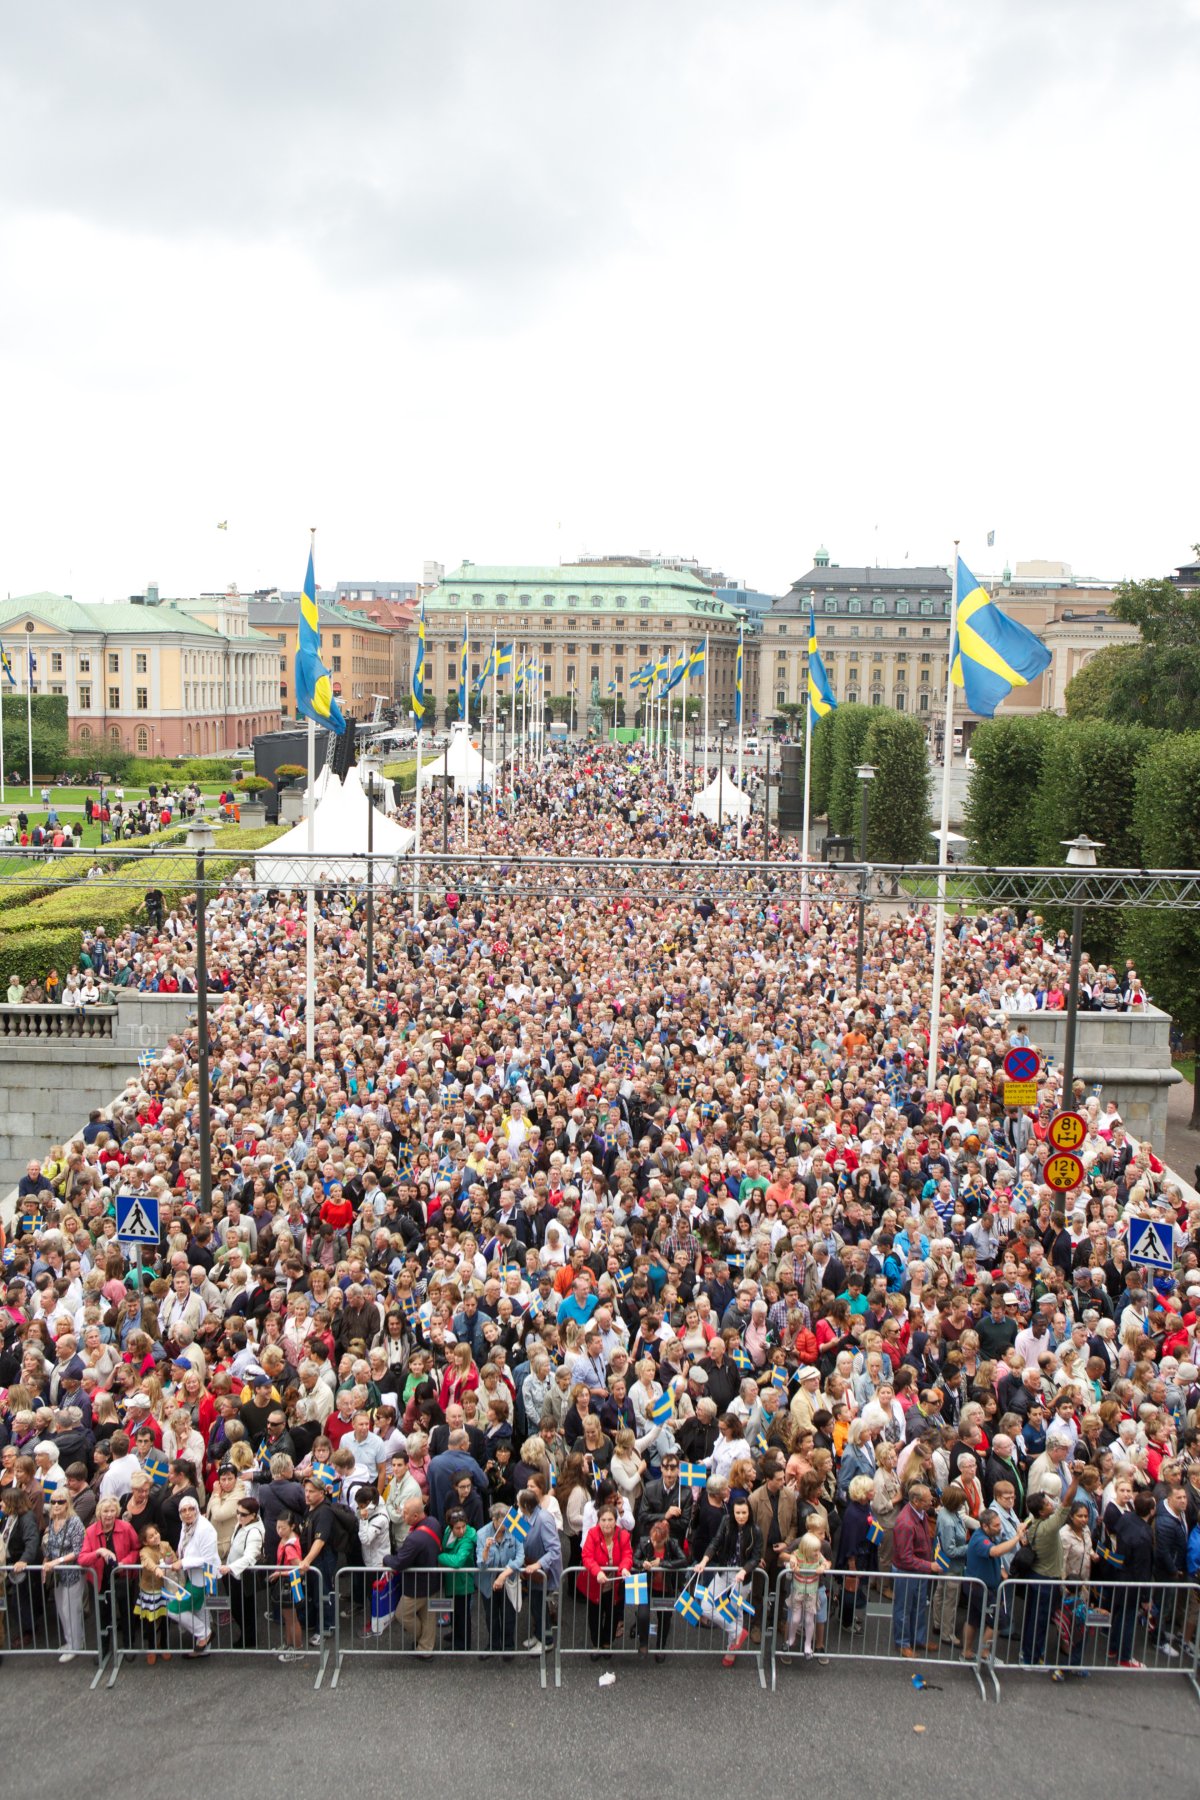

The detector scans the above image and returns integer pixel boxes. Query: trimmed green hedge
[0,826,190,917]
[0,825,285,978]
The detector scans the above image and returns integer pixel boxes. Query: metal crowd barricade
[0,1563,106,1684]
[104,1562,329,1688]
[985,1577,1200,1702]
[554,1565,766,1688]
[770,1568,990,1699]
[330,1564,548,1687]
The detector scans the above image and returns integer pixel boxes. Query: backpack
[328,1501,361,1562]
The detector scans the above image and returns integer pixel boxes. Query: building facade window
[108,686,120,710]
[136,687,148,710]
[136,726,150,752]
[51,651,63,672]
[78,685,91,709]
[135,652,147,673]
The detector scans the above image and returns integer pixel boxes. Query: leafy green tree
[1030,721,1154,870]
[810,712,834,817]
[826,704,874,836]
[1064,643,1140,719]
[862,712,930,861]
[2,694,68,777]
[1122,734,1200,1125]
[963,714,1061,864]
[1104,576,1200,731]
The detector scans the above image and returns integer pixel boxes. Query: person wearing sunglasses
[40,1493,87,1662]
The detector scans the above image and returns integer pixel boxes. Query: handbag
[1010,1520,1040,1578]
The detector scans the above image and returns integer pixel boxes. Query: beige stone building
[762,550,1137,743]
[0,590,281,757]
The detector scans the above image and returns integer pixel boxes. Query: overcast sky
[1,0,1196,605]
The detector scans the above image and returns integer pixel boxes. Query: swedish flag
[649,1390,675,1425]
[770,1366,790,1392]
[687,643,705,676]
[674,1588,703,1627]
[606,679,617,695]
[624,1572,648,1606]
[729,1344,752,1373]
[309,1460,338,1491]
[514,657,526,693]
[143,1450,169,1489]
[459,620,469,719]
[660,649,687,696]
[495,642,514,680]
[0,646,14,687]
[204,1566,221,1597]
[288,1567,305,1606]
[951,556,1051,717]
[933,1542,951,1573]
[807,603,837,724]
[474,645,495,694]
[502,1507,531,1542]
[865,1516,884,1548]
[677,1462,707,1489]
[735,632,744,726]
[295,547,346,734]
[411,603,426,725]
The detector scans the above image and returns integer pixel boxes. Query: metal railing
[330,1564,547,1687]
[768,1568,991,1700]
[984,1576,1200,1700]
[554,1564,766,1688]
[103,1562,330,1688]
[0,1563,106,1683]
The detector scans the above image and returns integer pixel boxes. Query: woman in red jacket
[438,1342,479,1413]
[577,1501,633,1656]
[79,1495,141,1656]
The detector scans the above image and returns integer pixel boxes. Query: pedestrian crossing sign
[1127,1217,1172,1272]
[116,1192,160,1246]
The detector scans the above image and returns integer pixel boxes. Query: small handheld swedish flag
[865,1515,884,1548]
[289,1566,305,1605]
[674,1588,703,1627]
[501,1507,531,1542]
[649,1390,675,1426]
[729,1344,752,1373]
[677,1462,708,1489]
[204,1566,221,1597]
[143,1450,169,1489]
[933,1542,951,1573]
[624,1571,648,1606]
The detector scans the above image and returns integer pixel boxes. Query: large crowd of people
[1,740,1197,1681]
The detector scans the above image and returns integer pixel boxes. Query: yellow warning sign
[1003,1080,1039,1107]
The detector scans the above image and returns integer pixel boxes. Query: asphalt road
[0,1656,1192,1799]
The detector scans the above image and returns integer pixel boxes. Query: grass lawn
[1174,1057,1195,1086]
[3,781,231,810]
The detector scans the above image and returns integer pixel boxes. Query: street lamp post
[854,763,876,993]
[1062,833,1103,1104]
[496,717,507,814]
[186,811,218,1212]
[717,721,729,833]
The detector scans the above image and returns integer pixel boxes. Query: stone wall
[0,993,215,1195]
[1001,1004,1181,1145]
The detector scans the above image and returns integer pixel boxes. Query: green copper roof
[0,593,268,641]
[425,563,739,621]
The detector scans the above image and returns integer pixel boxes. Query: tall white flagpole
[0,647,6,806]
[735,619,745,848]
[800,702,814,935]
[413,717,423,922]
[926,540,960,1092]
[704,631,710,780]
[26,641,35,798]
[510,648,517,780]
[491,633,498,813]
[305,711,316,1060]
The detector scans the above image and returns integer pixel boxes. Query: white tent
[254,764,415,884]
[417,721,496,793]
[692,769,751,823]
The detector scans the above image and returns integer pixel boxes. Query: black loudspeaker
[330,718,358,783]
[777,742,804,831]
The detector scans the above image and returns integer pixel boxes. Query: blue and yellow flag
[951,557,1051,718]
[495,642,513,680]
[807,603,837,724]
[649,1389,675,1425]
[513,656,526,693]
[631,664,654,689]
[474,645,495,694]
[459,619,469,719]
[0,646,14,687]
[501,1507,531,1542]
[660,649,688,696]
[624,1571,648,1606]
[411,603,426,726]
[687,642,705,676]
[735,629,744,726]
[143,1450,169,1489]
[677,1461,708,1489]
[865,1515,884,1548]
[288,1567,305,1605]
[606,679,617,695]
[204,1566,221,1597]
[932,1542,952,1573]
[729,1344,752,1373]
[674,1588,703,1627]
[294,547,346,735]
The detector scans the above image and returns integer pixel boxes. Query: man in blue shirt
[557,1275,599,1332]
[516,1485,562,1650]
[961,1509,1024,1664]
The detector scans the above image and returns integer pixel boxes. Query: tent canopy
[254,764,414,884]
[692,769,751,822]
[417,721,496,793]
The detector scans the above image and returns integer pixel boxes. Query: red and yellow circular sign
[1047,1111,1086,1153]
[1044,1150,1085,1192]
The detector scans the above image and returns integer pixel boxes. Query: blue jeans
[892,1575,930,1650]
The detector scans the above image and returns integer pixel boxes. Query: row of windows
[774,622,937,640]
[76,686,150,711]
[448,592,646,610]
[815,595,948,615]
